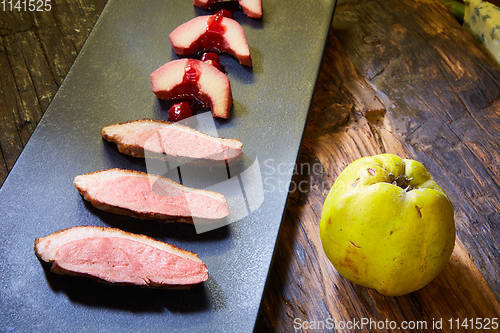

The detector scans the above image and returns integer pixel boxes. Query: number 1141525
[1,0,51,12]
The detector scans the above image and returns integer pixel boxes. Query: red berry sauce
[184,10,232,56]
[201,52,222,71]
[161,59,212,117]
[166,60,201,100]
[168,101,193,122]
[201,52,220,63]
[216,9,232,19]
[183,62,200,83]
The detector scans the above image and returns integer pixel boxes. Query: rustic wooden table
[1,0,498,331]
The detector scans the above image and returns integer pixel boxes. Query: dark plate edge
[252,1,338,330]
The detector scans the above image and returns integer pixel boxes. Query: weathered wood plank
[16,29,57,111]
[256,34,499,333]
[0,10,33,35]
[335,0,500,296]
[4,32,44,143]
[256,0,499,329]
[0,151,7,188]
[0,1,107,183]
[30,8,78,85]
[51,0,107,52]
[0,37,27,167]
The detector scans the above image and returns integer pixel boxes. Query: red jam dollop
[183,62,200,83]
[201,52,222,71]
[168,101,193,122]
[198,10,231,52]
[163,60,212,115]
[216,9,232,19]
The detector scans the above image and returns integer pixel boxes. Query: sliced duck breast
[74,169,230,221]
[102,120,243,161]
[34,226,209,287]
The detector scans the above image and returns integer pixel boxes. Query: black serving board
[0,1,336,331]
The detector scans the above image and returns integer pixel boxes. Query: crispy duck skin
[101,119,242,161]
[73,169,230,222]
[34,226,209,287]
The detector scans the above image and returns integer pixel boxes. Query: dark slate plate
[0,0,336,331]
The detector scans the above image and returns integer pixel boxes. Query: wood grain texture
[0,0,106,187]
[256,0,499,331]
[334,0,500,296]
